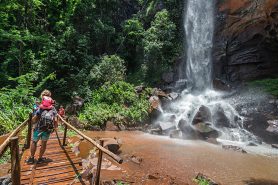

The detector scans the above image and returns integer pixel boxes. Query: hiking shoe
[25,157,35,164]
[37,157,48,164]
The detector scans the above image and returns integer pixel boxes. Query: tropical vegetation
[0,0,183,134]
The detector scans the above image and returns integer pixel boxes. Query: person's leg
[38,140,47,159]
[30,141,37,157]
[26,130,39,164]
[37,131,50,163]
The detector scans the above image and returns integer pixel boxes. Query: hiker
[26,90,58,164]
[32,101,40,116]
[58,105,65,118]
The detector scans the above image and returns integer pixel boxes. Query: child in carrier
[32,89,55,123]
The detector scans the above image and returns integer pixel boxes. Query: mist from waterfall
[156,0,257,143]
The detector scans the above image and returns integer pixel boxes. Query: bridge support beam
[95,140,104,185]
[10,136,20,185]
[26,113,33,149]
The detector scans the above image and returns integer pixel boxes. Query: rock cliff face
[213,0,278,83]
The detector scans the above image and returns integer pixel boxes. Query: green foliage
[248,78,278,97]
[0,72,54,134]
[79,81,150,127]
[142,9,178,84]
[90,55,126,87]
[0,149,10,164]
[0,0,184,133]
[194,178,211,185]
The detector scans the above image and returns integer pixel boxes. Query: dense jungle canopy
[0,0,183,134]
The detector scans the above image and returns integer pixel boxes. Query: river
[75,131,278,185]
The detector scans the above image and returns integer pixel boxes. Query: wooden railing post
[10,136,20,185]
[95,140,104,185]
[63,124,68,146]
[25,113,33,149]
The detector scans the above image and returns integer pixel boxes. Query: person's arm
[54,117,58,128]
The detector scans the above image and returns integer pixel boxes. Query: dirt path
[74,131,278,185]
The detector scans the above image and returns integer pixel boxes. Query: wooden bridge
[0,115,122,185]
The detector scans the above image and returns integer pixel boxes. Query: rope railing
[58,115,123,164]
[0,114,32,185]
[0,118,30,157]
[0,113,123,185]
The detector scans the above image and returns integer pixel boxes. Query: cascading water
[184,0,214,91]
[155,0,256,143]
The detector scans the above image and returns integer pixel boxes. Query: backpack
[37,109,55,132]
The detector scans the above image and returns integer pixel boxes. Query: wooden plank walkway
[20,132,87,185]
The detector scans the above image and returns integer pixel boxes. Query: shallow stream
[73,131,278,185]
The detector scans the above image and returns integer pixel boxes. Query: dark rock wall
[213,0,278,83]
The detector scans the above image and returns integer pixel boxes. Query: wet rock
[269,99,275,104]
[105,121,119,131]
[193,122,215,133]
[149,96,160,111]
[206,138,220,145]
[85,125,101,131]
[169,130,183,139]
[213,78,231,92]
[152,88,168,98]
[148,173,160,180]
[149,124,163,135]
[247,142,257,147]
[168,92,179,101]
[130,155,142,164]
[244,113,278,144]
[192,105,212,125]
[118,123,126,131]
[162,71,174,83]
[213,0,278,83]
[266,125,278,135]
[222,145,247,153]
[101,138,121,154]
[266,120,278,135]
[213,106,232,128]
[271,144,278,149]
[178,119,199,139]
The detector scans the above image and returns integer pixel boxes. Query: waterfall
[184,0,214,91]
[155,0,257,143]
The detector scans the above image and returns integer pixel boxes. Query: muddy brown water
[71,131,278,185]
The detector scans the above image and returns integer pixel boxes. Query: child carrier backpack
[38,109,55,132]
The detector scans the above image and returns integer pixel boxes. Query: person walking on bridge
[26,90,58,164]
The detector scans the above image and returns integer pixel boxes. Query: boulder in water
[244,113,278,144]
[271,144,278,149]
[169,130,183,139]
[213,106,232,128]
[178,119,200,139]
[266,120,278,135]
[192,105,212,125]
[213,78,231,92]
[222,145,247,153]
[105,121,119,131]
[193,122,214,133]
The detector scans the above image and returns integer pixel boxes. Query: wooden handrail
[0,119,29,157]
[58,115,123,164]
